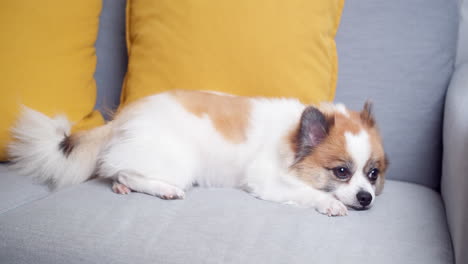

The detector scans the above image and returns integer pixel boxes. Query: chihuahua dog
[8,90,388,216]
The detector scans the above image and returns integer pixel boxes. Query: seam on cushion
[88,0,102,113]
[0,179,112,216]
[0,192,51,216]
[328,0,345,101]
[120,0,131,105]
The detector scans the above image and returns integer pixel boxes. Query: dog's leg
[116,171,185,200]
[245,158,348,216]
[249,183,348,216]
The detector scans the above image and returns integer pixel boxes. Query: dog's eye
[332,167,350,180]
[368,168,379,181]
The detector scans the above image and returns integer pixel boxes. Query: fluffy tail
[7,106,112,188]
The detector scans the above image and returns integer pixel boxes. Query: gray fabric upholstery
[335,0,458,189]
[442,63,468,264]
[0,178,453,264]
[0,1,460,263]
[0,165,49,215]
[94,0,127,118]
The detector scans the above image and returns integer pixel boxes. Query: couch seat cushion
[0,165,49,214]
[0,179,452,264]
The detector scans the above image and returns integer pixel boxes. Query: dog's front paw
[315,196,348,217]
[158,186,185,200]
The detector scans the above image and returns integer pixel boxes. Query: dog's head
[289,101,388,210]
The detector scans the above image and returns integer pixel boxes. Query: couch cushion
[0,179,453,264]
[0,0,105,160]
[335,0,458,189]
[0,165,49,215]
[121,0,343,106]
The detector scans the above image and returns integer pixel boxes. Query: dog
[8,90,388,216]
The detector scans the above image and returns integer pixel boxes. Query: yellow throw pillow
[123,0,344,105]
[0,1,104,160]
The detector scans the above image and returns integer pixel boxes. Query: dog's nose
[356,191,372,207]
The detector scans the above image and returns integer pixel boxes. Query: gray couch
[1,0,466,263]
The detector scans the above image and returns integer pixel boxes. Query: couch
[1,0,466,263]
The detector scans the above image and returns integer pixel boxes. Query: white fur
[318,102,349,117]
[8,107,111,188]
[8,93,371,217]
[335,103,349,117]
[99,95,307,194]
[334,130,375,207]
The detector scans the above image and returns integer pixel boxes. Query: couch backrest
[94,0,459,189]
[94,0,127,118]
[335,0,458,189]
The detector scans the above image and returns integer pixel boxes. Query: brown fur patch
[360,100,375,127]
[59,134,78,157]
[58,124,112,161]
[290,105,387,194]
[170,90,251,143]
[368,127,387,194]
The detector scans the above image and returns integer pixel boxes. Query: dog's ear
[360,100,375,127]
[294,106,334,161]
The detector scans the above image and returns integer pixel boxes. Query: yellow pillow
[122,0,344,105]
[0,1,104,160]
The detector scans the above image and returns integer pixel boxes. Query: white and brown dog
[8,90,388,216]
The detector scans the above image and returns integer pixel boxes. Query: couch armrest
[442,63,468,264]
